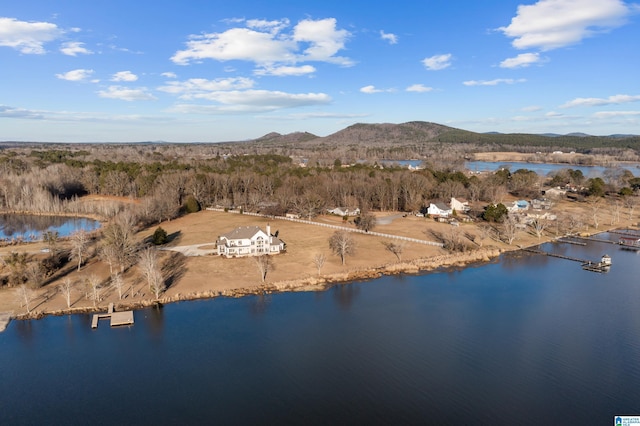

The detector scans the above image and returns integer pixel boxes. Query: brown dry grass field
[0,199,637,318]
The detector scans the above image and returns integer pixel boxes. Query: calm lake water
[2,233,640,425]
[465,160,640,177]
[0,214,101,241]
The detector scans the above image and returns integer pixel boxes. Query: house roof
[219,226,265,240]
[434,203,451,211]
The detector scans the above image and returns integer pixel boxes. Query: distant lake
[1,232,639,424]
[0,214,100,241]
[465,160,640,177]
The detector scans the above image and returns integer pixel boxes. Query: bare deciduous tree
[253,255,273,282]
[501,216,518,245]
[69,229,90,271]
[111,273,125,300]
[585,196,601,229]
[382,241,406,261]
[16,284,33,313]
[313,252,326,276]
[59,277,74,308]
[101,210,138,273]
[86,274,102,307]
[530,217,550,240]
[138,247,165,298]
[623,196,637,221]
[329,231,356,265]
[25,262,44,289]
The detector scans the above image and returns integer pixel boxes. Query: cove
[1,233,639,425]
[0,214,100,241]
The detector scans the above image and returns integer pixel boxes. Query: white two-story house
[216,225,285,258]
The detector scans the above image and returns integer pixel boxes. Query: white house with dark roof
[427,202,453,217]
[216,224,285,258]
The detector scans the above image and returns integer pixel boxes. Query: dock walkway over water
[91,303,134,329]
[523,248,611,272]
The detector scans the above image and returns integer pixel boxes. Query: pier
[555,238,587,246]
[522,248,588,263]
[523,248,611,273]
[91,303,134,329]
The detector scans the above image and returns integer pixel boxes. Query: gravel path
[162,244,217,257]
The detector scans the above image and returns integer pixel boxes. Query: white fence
[206,208,444,248]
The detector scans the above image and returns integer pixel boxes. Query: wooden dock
[523,248,611,273]
[556,238,587,246]
[573,235,619,245]
[522,248,588,263]
[91,303,134,329]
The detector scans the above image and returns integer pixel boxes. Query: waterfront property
[216,224,285,258]
[2,236,640,425]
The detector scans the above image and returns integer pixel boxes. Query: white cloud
[499,0,633,51]
[560,94,640,108]
[60,41,93,56]
[246,18,290,34]
[593,110,640,118]
[0,17,63,54]
[254,65,316,76]
[500,52,545,68]
[360,85,383,94]
[463,78,526,86]
[172,27,296,65]
[111,71,138,82]
[161,72,177,78]
[406,84,433,93]
[56,68,94,81]
[0,104,44,119]
[422,54,452,70]
[171,17,352,69]
[522,105,543,112]
[380,30,398,44]
[98,86,157,101]
[169,90,331,114]
[158,77,255,98]
[293,18,352,65]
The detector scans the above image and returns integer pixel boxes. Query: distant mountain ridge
[247,121,640,150]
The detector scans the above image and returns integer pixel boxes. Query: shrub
[152,227,168,245]
[184,195,201,213]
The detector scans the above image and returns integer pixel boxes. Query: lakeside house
[216,225,285,258]
[427,203,453,217]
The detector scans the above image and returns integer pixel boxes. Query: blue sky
[1,0,639,142]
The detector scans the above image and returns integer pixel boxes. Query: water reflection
[332,283,360,310]
[248,294,272,316]
[0,214,100,240]
[146,304,165,339]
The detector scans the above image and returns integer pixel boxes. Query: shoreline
[11,246,503,321]
[4,215,637,323]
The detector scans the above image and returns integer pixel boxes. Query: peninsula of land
[1,198,636,323]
